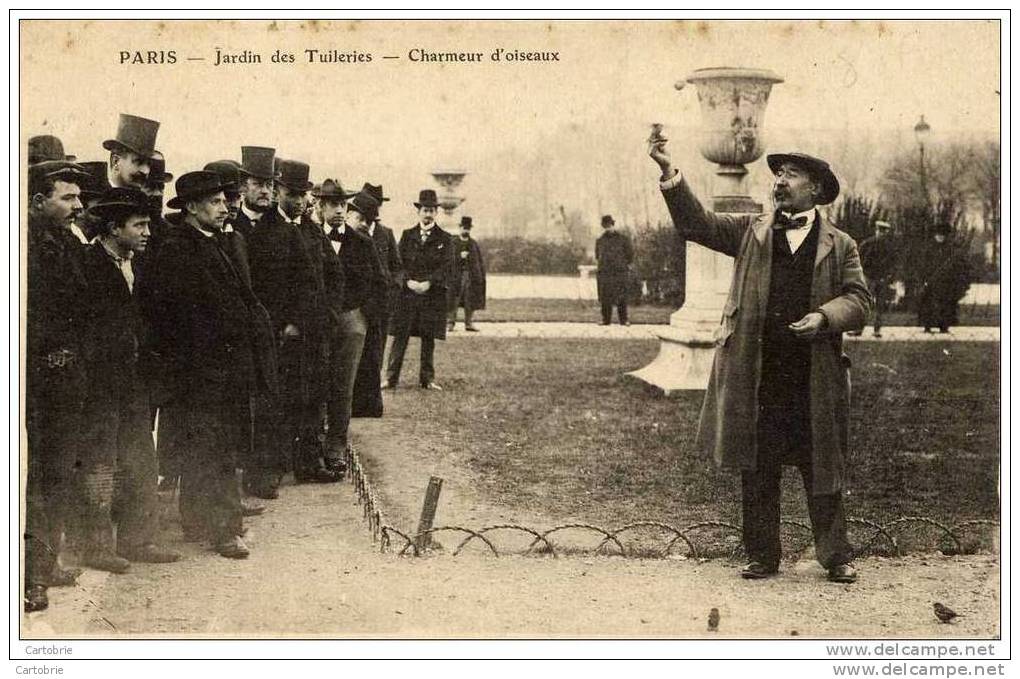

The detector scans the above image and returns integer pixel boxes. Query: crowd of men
[25,113,488,613]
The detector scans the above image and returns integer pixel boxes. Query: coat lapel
[753,213,774,318]
[814,216,836,269]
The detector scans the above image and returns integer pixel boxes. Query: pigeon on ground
[708,607,720,632]
[934,603,960,623]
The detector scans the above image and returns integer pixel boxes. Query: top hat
[276,159,314,192]
[766,152,840,205]
[166,171,235,210]
[347,191,380,223]
[28,160,91,195]
[28,135,75,164]
[239,146,279,181]
[361,182,390,203]
[601,214,615,227]
[147,151,173,185]
[203,160,242,193]
[102,113,160,158]
[459,216,473,229]
[85,186,151,221]
[414,189,440,208]
[313,178,357,201]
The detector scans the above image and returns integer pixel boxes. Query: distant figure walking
[917,225,970,334]
[447,216,487,332]
[595,214,634,326]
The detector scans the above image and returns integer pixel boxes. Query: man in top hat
[595,214,634,326]
[385,189,454,391]
[352,183,402,418]
[855,220,900,338]
[144,171,278,558]
[25,159,91,611]
[232,146,277,239]
[447,216,487,332]
[243,155,319,497]
[103,113,159,190]
[327,188,386,445]
[78,188,181,572]
[649,136,872,584]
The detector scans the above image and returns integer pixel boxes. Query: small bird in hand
[934,603,960,623]
[708,607,720,632]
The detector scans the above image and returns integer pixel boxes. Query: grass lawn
[473,299,1001,327]
[386,337,1000,554]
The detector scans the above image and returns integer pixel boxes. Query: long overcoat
[389,224,453,341]
[661,177,872,495]
[448,236,487,311]
[595,229,634,305]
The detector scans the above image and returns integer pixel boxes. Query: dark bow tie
[328,226,343,242]
[773,212,809,231]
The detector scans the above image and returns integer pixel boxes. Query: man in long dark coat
[146,171,277,558]
[78,188,180,572]
[25,159,91,611]
[650,136,872,584]
[595,214,634,326]
[352,183,402,418]
[385,190,453,391]
[917,225,970,333]
[447,216,486,332]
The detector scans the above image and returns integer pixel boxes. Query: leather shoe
[465,324,480,332]
[381,381,397,390]
[420,382,443,391]
[294,465,342,484]
[215,536,250,559]
[827,563,858,583]
[740,561,778,579]
[44,566,83,587]
[241,501,266,517]
[83,551,131,574]
[119,543,181,563]
[24,584,49,613]
[324,457,347,475]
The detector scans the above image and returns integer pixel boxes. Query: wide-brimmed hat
[203,160,242,194]
[166,171,235,209]
[28,135,75,164]
[766,152,840,205]
[313,178,358,201]
[102,113,160,158]
[147,151,173,185]
[414,189,440,208]
[28,160,90,195]
[239,146,279,181]
[276,159,313,192]
[361,182,390,203]
[85,187,151,221]
[347,191,380,223]
[459,216,473,229]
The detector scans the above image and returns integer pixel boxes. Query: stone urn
[628,67,783,394]
[431,169,468,224]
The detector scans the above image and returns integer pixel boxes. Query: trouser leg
[179,403,244,541]
[78,409,118,559]
[419,336,436,386]
[740,462,783,570]
[798,466,853,569]
[385,332,410,385]
[352,319,384,418]
[112,389,160,550]
[618,299,629,324]
[464,308,475,326]
[326,310,367,459]
[600,302,612,324]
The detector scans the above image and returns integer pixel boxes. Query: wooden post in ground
[415,476,444,554]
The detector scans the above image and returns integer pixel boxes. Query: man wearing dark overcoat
[318,185,385,467]
[649,136,872,584]
[78,188,180,572]
[352,183,402,418]
[145,171,277,558]
[595,214,634,326]
[25,159,91,611]
[241,150,317,498]
[447,216,487,332]
[917,224,970,334]
[385,190,453,391]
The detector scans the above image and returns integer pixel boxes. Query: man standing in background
[595,214,634,326]
[447,216,486,332]
[856,220,899,338]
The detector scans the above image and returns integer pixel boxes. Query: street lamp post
[914,115,931,206]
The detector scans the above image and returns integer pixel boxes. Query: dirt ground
[23,414,1000,639]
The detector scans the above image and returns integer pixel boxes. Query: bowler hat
[147,151,173,184]
[166,171,235,210]
[766,152,840,205]
[85,187,151,221]
[276,159,314,192]
[361,182,390,203]
[347,191,380,223]
[459,216,473,229]
[601,214,615,227]
[239,146,279,181]
[102,113,160,158]
[203,160,242,192]
[313,178,357,200]
[28,160,90,195]
[414,189,440,208]
[28,135,75,164]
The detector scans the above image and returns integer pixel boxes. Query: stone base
[626,326,716,395]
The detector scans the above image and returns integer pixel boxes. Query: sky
[20,19,1001,235]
